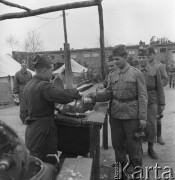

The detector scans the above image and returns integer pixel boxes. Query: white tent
[0,54,34,77]
[53,59,87,74]
[0,54,34,104]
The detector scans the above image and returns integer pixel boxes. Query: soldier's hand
[14,94,19,99]
[86,92,96,100]
[139,119,146,129]
[159,105,165,114]
[70,88,82,99]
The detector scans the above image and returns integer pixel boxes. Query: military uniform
[140,64,165,143]
[94,63,147,167]
[147,47,167,145]
[13,69,32,123]
[167,64,175,88]
[23,55,81,164]
[150,60,168,87]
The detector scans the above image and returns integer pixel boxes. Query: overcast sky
[0,0,175,55]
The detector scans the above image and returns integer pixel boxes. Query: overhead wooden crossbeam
[0,0,100,21]
[0,0,31,11]
[0,0,106,89]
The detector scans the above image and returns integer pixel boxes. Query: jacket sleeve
[95,80,113,102]
[136,70,148,121]
[156,68,165,106]
[159,64,168,87]
[41,82,81,104]
[13,72,19,94]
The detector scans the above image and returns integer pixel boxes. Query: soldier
[87,45,147,176]
[23,55,81,165]
[103,55,116,88]
[13,60,32,124]
[148,47,168,87]
[138,47,165,159]
[167,62,175,88]
[147,47,167,145]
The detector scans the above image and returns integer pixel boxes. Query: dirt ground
[0,86,175,179]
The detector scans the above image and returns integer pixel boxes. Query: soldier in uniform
[103,55,116,88]
[13,60,32,124]
[148,47,168,87]
[147,47,167,145]
[138,47,165,159]
[23,55,81,165]
[87,45,147,175]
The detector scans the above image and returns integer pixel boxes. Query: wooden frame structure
[0,0,106,87]
[0,0,106,179]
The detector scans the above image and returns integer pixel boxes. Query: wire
[34,15,62,20]
[0,15,62,47]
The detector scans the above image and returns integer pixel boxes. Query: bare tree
[23,31,44,57]
[6,34,19,51]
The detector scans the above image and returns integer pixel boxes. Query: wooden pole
[97,0,105,80]
[102,113,108,149]
[63,10,73,88]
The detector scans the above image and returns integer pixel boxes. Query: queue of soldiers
[13,44,169,179]
[87,45,168,178]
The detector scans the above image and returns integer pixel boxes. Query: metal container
[24,156,56,180]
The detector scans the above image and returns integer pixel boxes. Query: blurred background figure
[138,46,165,159]
[167,62,175,88]
[148,47,168,87]
[13,60,32,124]
[103,55,116,88]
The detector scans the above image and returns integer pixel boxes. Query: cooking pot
[62,97,95,114]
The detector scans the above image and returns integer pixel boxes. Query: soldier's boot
[157,124,165,145]
[157,136,165,145]
[148,142,159,160]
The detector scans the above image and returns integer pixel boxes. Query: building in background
[12,42,175,72]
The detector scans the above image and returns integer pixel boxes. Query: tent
[0,54,34,104]
[0,54,34,77]
[53,59,87,74]
[0,82,13,105]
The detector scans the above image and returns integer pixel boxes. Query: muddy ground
[0,86,175,179]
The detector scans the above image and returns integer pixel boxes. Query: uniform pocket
[127,101,138,119]
[147,75,156,88]
[111,78,119,91]
[124,80,136,90]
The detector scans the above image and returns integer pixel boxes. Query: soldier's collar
[118,63,130,74]
[21,69,27,74]
[140,63,149,71]
[34,74,50,82]
[149,59,156,66]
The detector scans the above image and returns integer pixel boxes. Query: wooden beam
[97,0,106,80]
[0,0,99,21]
[0,0,31,11]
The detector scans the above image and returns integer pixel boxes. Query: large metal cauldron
[55,97,95,156]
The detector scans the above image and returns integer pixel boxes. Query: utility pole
[62,10,73,89]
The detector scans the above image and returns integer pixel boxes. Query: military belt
[147,87,156,91]
[25,116,54,125]
[113,96,137,102]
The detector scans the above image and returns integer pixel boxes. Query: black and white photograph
[0,0,175,179]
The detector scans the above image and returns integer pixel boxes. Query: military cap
[112,44,127,57]
[32,54,53,69]
[21,59,28,65]
[138,47,149,56]
[147,46,155,54]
